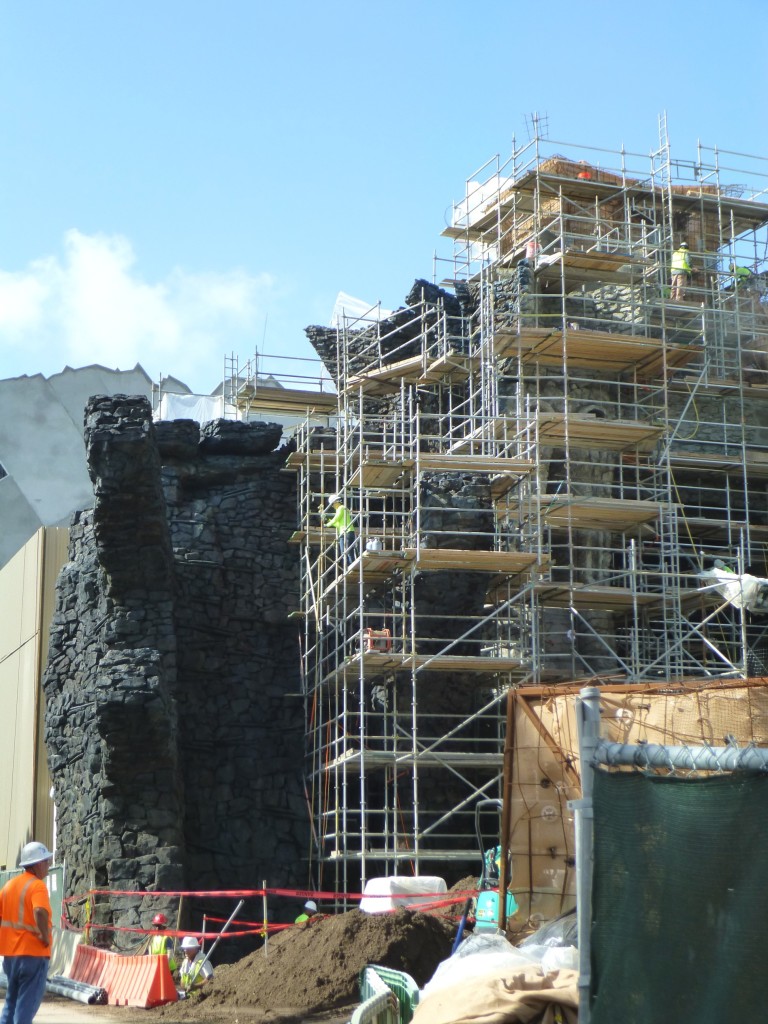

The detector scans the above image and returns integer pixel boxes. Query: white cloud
[0,230,279,392]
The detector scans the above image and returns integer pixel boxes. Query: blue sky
[1,0,766,394]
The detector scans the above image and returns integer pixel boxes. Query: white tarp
[452,176,512,228]
[154,393,224,423]
[330,292,393,328]
[698,566,768,612]
[359,875,447,914]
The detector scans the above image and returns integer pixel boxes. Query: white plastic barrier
[48,926,83,978]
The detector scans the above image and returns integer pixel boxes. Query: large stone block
[155,419,200,459]
[199,419,282,455]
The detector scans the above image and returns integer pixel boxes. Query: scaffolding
[223,349,337,427]
[288,120,768,899]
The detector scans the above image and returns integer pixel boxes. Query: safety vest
[327,505,354,535]
[671,248,691,274]
[735,266,752,286]
[180,953,211,991]
[149,933,178,972]
[0,871,52,958]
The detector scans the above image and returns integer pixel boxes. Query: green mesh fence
[591,768,768,1024]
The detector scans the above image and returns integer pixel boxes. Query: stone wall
[43,396,307,940]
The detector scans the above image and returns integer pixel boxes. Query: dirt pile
[162,909,455,1019]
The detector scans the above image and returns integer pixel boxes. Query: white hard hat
[19,841,53,867]
[327,494,341,505]
[181,936,200,950]
[679,241,689,248]
[304,900,317,913]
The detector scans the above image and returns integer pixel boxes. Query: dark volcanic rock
[199,419,282,455]
[44,395,305,946]
[155,419,200,459]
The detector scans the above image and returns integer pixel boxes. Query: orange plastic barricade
[69,945,177,1007]
[69,945,109,990]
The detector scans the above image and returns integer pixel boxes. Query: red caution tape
[65,885,479,904]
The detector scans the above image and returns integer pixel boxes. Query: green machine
[473,798,517,931]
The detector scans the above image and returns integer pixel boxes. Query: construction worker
[729,262,753,291]
[146,912,178,972]
[177,936,213,995]
[0,841,54,1024]
[322,494,356,567]
[670,242,692,301]
[295,899,319,924]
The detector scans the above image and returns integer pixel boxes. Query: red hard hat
[152,913,168,927]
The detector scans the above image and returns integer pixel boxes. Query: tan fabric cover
[412,966,579,1024]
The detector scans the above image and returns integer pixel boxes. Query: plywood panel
[507,681,768,931]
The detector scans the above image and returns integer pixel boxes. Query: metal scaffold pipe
[595,740,768,773]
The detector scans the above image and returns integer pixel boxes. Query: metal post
[196,899,244,977]
[498,689,516,931]
[262,882,268,958]
[570,685,601,1024]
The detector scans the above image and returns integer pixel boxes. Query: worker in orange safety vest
[0,841,54,1024]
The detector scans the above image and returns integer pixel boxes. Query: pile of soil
[160,909,455,1020]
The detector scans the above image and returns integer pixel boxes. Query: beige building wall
[0,527,69,870]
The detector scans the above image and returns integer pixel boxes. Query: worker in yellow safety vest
[729,262,753,291]
[147,912,178,972]
[295,899,320,924]
[670,242,692,301]
[322,494,357,567]
[178,935,213,994]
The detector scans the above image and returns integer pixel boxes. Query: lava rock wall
[44,396,306,936]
